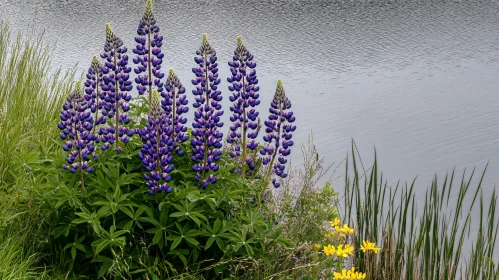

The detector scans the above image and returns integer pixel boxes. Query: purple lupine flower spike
[84,56,107,136]
[191,34,224,189]
[99,24,133,153]
[227,36,261,177]
[137,90,174,194]
[133,0,165,106]
[58,81,97,194]
[260,80,296,188]
[162,68,189,156]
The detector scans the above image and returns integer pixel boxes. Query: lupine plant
[133,0,165,106]
[227,36,261,177]
[84,56,106,135]
[162,68,189,156]
[99,24,133,153]
[260,80,296,188]
[137,90,174,194]
[58,81,97,193]
[191,34,224,189]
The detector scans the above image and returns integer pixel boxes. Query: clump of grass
[0,21,75,185]
[344,141,499,279]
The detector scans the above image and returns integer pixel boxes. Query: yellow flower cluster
[333,267,366,279]
[335,224,354,235]
[360,240,381,253]
[329,218,341,227]
[314,244,321,250]
[322,244,354,258]
[327,219,354,237]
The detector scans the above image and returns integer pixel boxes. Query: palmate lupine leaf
[260,80,296,188]
[133,0,165,106]
[227,36,261,177]
[99,24,133,153]
[191,34,224,189]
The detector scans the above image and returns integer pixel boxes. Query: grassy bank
[0,20,497,279]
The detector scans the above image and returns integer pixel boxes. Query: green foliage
[13,98,290,279]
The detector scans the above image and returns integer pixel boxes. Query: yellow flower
[324,233,330,238]
[323,244,336,256]
[335,224,355,235]
[314,244,321,250]
[360,240,381,254]
[333,267,366,279]
[329,218,341,227]
[335,244,354,258]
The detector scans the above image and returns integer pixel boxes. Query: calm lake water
[2,0,499,255]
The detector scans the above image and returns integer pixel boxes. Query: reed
[344,141,498,280]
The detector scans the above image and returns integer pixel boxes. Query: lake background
[2,0,499,256]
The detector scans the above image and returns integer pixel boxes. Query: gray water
[2,0,499,257]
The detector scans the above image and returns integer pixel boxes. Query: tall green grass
[0,21,74,279]
[0,21,75,185]
[344,141,499,279]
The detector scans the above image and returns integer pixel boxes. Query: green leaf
[92,239,111,255]
[52,224,71,238]
[170,212,186,218]
[205,237,215,250]
[171,237,182,250]
[152,229,163,245]
[185,237,199,247]
[71,246,76,261]
[97,262,112,278]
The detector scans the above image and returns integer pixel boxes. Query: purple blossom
[191,34,224,189]
[227,36,260,176]
[84,56,107,135]
[162,68,189,156]
[260,80,296,188]
[137,90,174,194]
[99,24,133,153]
[58,82,97,193]
[133,0,165,105]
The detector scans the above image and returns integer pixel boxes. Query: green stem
[262,103,283,198]
[92,82,99,135]
[202,54,210,182]
[241,75,247,178]
[171,85,177,146]
[113,51,120,151]
[73,103,86,195]
[147,33,153,107]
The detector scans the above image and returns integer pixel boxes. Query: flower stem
[202,54,209,182]
[73,101,86,195]
[92,82,100,135]
[241,75,247,178]
[147,32,153,107]
[113,51,120,151]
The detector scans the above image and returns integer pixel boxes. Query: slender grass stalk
[0,21,74,185]
[344,140,498,280]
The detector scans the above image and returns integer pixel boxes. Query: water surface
[2,0,499,252]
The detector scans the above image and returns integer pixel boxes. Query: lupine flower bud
[137,90,174,194]
[84,56,107,136]
[162,68,189,156]
[58,82,97,193]
[191,34,224,189]
[99,24,133,153]
[260,80,296,188]
[133,0,165,105]
[227,36,260,176]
